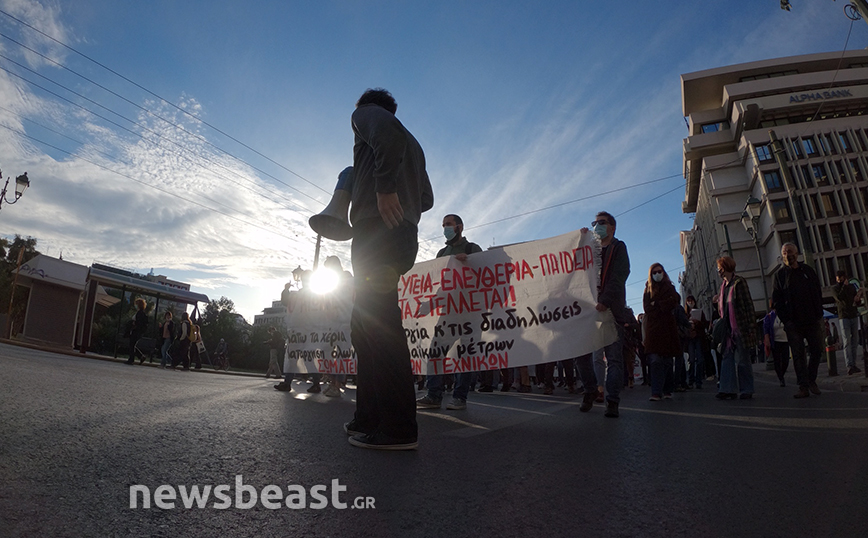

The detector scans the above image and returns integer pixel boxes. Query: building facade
[253,300,287,327]
[680,50,868,316]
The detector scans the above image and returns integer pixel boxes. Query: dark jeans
[577,323,625,403]
[648,353,674,397]
[771,340,790,381]
[479,369,495,389]
[544,359,575,389]
[786,319,823,389]
[350,219,419,440]
[127,333,142,363]
[172,340,191,369]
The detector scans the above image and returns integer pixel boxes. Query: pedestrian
[715,256,757,400]
[172,312,192,371]
[772,243,824,398]
[342,88,434,450]
[832,270,862,375]
[416,213,482,411]
[265,326,284,379]
[159,312,174,369]
[126,298,148,365]
[685,295,708,389]
[190,323,203,370]
[642,263,681,401]
[762,301,789,386]
[577,211,630,418]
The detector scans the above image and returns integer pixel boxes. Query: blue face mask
[593,223,608,239]
[444,226,457,241]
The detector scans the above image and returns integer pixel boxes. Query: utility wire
[0,32,329,204]
[0,8,330,196]
[0,123,306,250]
[0,55,324,209]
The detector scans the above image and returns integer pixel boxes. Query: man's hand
[455,253,468,262]
[377,192,404,229]
[595,303,608,312]
[580,227,589,234]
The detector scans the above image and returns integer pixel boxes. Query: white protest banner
[401,229,618,375]
[284,229,618,375]
[283,283,355,375]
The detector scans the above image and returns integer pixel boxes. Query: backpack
[673,306,691,340]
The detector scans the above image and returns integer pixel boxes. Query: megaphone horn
[309,166,353,241]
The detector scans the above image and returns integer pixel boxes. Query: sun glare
[310,268,339,295]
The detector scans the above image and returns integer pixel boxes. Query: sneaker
[477,386,494,393]
[324,386,341,398]
[518,385,532,393]
[604,402,619,418]
[343,420,369,436]
[543,387,554,395]
[739,393,753,400]
[794,387,810,399]
[307,384,322,394]
[500,385,511,392]
[847,366,862,375]
[594,391,604,403]
[348,432,417,451]
[446,398,466,410]
[649,395,661,401]
[579,390,597,412]
[274,383,292,392]
[663,393,673,400]
[808,382,821,395]
[415,395,441,409]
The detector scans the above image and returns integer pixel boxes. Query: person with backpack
[716,256,757,400]
[415,214,483,411]
[642,263,681,401]
[171,312,193,371]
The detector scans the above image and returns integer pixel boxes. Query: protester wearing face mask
[715,256,757,400]
[576,211,631,418]
[416,214,483,411]
[642,263,681,401]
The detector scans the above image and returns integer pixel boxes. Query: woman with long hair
[715,256,757,400]
[642,263,681,401]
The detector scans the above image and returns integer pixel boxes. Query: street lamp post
[0,170,30,212]
[741,195,774,371]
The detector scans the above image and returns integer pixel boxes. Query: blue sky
[1,0,866,322]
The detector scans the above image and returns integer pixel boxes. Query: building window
[862,187,868,208]
[810,194,822,218]
[820,134,836,155]
[791,139,803,158]
[755,144,774,163]
[844,189,858,214]
[779,230,799,251]
[821,193,839,217]
[763,171,784,192]
[849,159,864,182]
[701,121,729,134]
[839,133,853,153]
[825,258,836,286]
[830,223,847,249]
[771,200,792,223]
[819,225,832,251]
[838,256,853,278]
[834,161,848,183]
[800,165,814,188]
[812,164,829,186]
[803,137,818,156]
[851,221,866,247]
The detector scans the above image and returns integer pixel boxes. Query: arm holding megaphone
[309,167,354,241]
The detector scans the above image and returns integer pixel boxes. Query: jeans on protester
[350,219,419,440]
[786,320,824,389]
[647,353,674,397]
[719,336,754,395]
[578,324,625,403]
[427,372,472,402]
[160,339,172,367]
[687,337,705,388]
[592,348,606,389]
[771,341,790,381]
[839,317,859,369]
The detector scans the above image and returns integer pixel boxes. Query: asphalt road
[1,342,867,538]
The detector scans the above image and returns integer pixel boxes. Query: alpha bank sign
[789,89,853,103]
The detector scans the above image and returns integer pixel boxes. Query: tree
[0,235,40,336]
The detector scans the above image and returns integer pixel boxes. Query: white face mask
[443,226,457,241]
[652,273,664,283]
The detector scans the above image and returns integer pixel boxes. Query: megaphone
[309,166,353,241]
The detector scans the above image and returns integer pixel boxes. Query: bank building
[679,50,868,316]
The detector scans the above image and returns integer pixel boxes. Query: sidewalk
[752,353,868,392]
[0,337,265,379]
